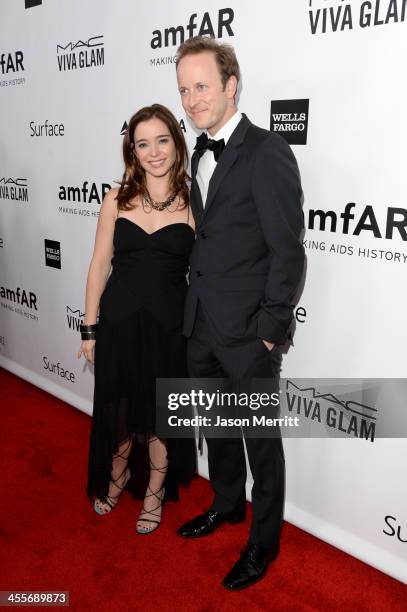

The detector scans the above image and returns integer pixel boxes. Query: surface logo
[383,515,407,543]
[270,99,309,145]
[30,120,64,137]
[43,356,76,383]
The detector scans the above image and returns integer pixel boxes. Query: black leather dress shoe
[222,544,272,590]
[177,507,246,538]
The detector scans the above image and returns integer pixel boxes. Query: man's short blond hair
[176,36,240,89]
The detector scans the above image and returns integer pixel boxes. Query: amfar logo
[0,334,5,349]
[270,100,309,145]
[0,285,38,310]
[45,239,61,269]
[308,0,406,34]
[58,181,111,219]
[59,181,110,205]
[25,0,42,8]
[0,178,28,202]
[285,380,377,442]
[0,237,3,248]
[43,356,76,383]
[0,52,24,74]
[57,35,104,71]
[383,515,407,543]
[67,306,85,332]
[307,203,407,241]
[151,8,234,50]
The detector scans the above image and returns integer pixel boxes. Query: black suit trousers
[187,302,285,553]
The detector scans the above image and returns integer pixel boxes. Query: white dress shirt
[196,111,242,207]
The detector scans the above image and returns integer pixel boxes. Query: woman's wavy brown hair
[116,104,189,211]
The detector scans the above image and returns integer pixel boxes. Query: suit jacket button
[196,270,203,277]
[200,232,206,239]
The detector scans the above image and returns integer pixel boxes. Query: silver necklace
[142,188,179,212]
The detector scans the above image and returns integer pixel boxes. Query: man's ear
[225,75,238,100]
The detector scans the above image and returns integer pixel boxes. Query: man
[175,36,305,590]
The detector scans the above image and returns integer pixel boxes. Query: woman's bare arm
[83,188,118,325]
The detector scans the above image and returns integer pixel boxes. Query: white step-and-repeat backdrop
[1,0,406,584]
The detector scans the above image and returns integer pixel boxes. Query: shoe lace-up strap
[137,486,165,523]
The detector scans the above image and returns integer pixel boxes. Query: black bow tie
[194,132,225,162]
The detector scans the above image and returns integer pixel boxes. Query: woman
[78,104,196,533]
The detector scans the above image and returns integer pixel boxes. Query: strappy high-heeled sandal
[136,437,168,534]
[93,439,132,516]
[135,484,166,534]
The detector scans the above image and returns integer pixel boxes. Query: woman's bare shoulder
[100,187,120,219]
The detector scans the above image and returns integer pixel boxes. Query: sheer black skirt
[86,306,196,503]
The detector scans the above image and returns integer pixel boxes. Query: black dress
[86,216,197,503]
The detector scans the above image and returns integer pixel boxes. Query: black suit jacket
[184,114,305,346]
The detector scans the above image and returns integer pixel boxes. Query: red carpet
[1,367,406,611]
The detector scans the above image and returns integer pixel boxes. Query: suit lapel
[190,150,204,218]
[203,114,251,218]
